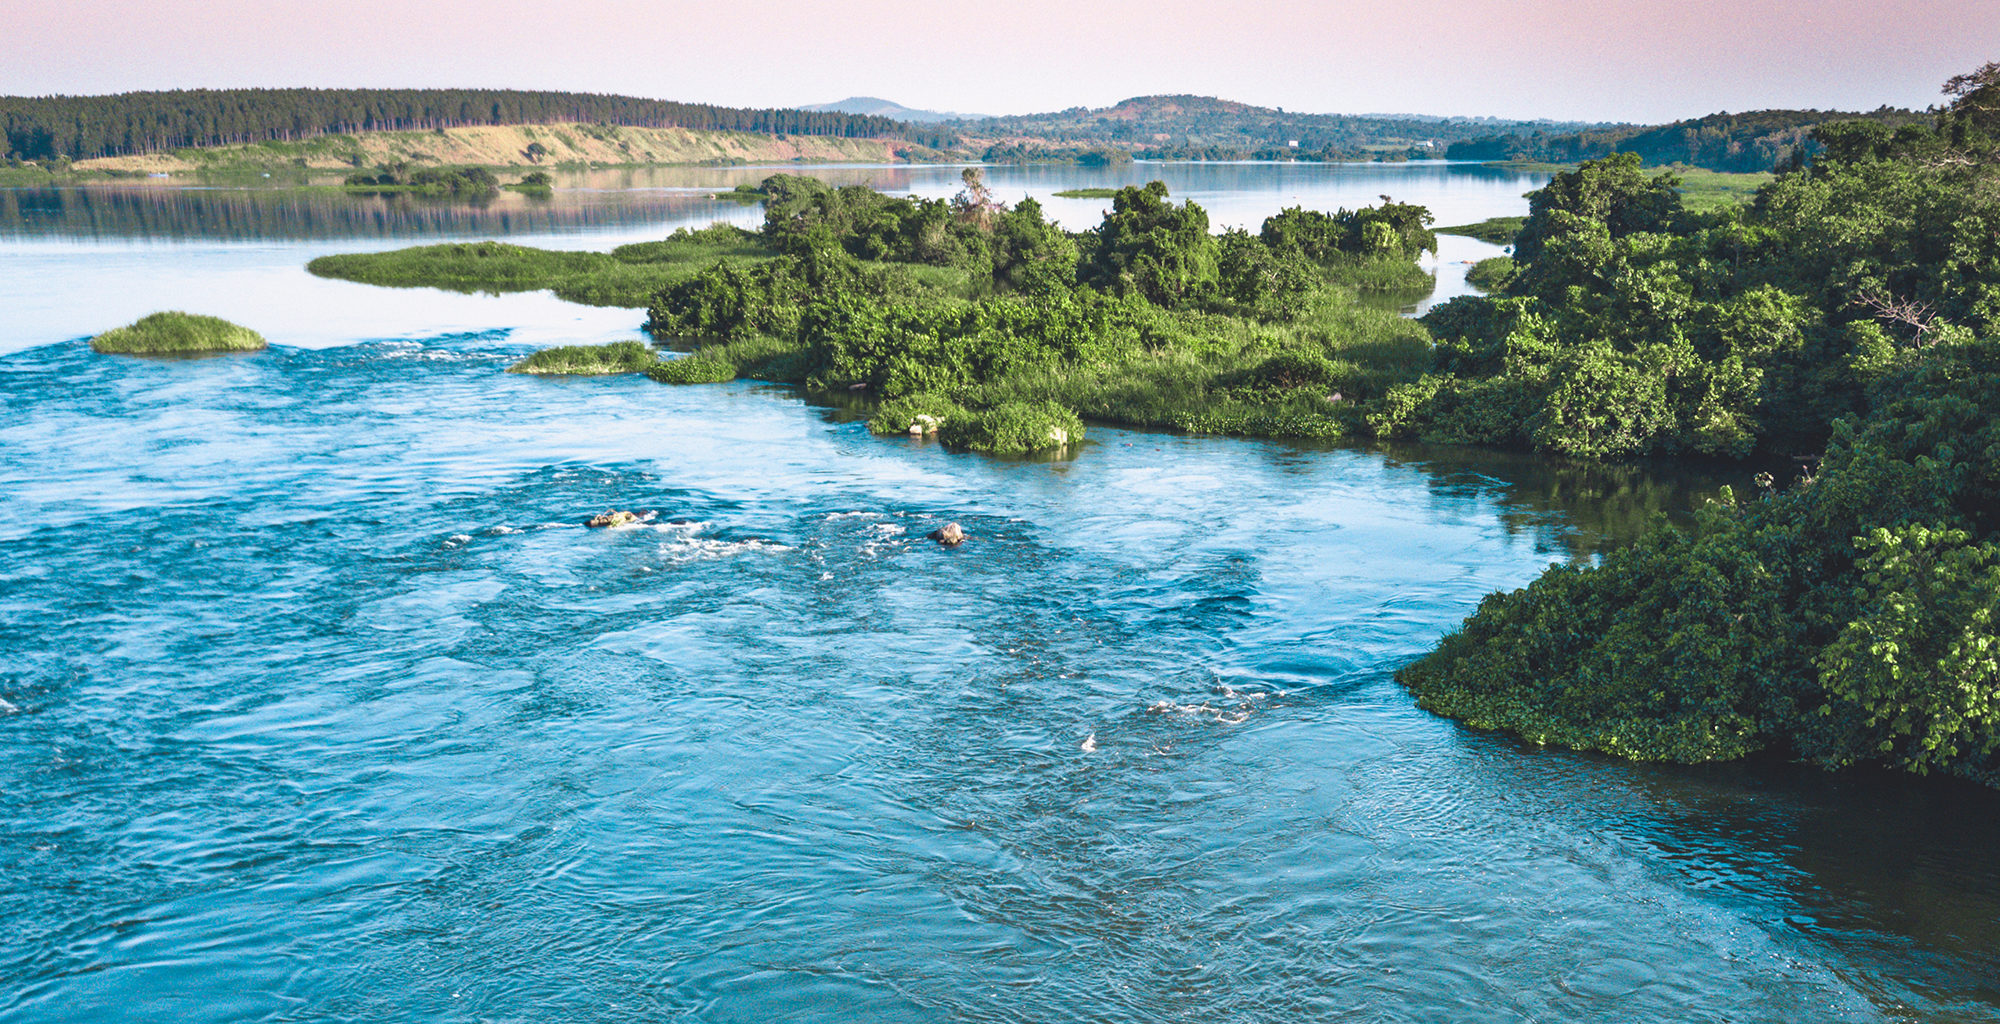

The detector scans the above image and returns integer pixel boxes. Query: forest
[0,88,945,162]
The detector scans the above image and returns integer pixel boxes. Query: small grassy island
[1051,188,1122,199]
[507,340,658,374]
[90,311,267,355]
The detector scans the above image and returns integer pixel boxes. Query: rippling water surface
[1,164,1996,1023]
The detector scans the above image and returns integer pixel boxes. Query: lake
[1,162,1995,1023]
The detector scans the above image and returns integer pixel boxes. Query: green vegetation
[0,88,923,162]
[639,171,1435,451]
[1052,188,1121,198]
[507,340,658,375]
[506,170,554,196]
[90,311,267,354]
[1667,166,1773,211]
[1400,62,2000,786]
[306,225,769,307]
[646,355,737,384]
[344,163,500,197]
[1436,216,1525,245]
[1446,107,1926,172]
[962,95,1613,163]
[1464,257,1516,292]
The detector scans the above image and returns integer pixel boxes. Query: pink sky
[5,0,1995,122]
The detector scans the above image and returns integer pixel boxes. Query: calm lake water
[1,163,1995,1023]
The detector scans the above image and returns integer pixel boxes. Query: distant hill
[957,94,1619,161]
[1444,107,1928,172]
[802,97,987,123]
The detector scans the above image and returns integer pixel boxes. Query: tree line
[1443,107,1927,172]
[0,88,945,162]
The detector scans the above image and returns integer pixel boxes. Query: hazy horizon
[5,0,1996,123]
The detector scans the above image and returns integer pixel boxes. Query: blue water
[1,165,1996,1023]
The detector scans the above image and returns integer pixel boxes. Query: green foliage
[507,340,656,375]
[1080,181,1218,307]
[937,400,1084,454]
[0,88,913,162]
[1385,107,2000,462]
[866,392,968,436]
[1051,187,1120,198]
[1261,202,1437,263]
[646,355,737,384]
[1403,336,2000,784]
[91,311,266,354]
[1465,257,1517,291]
[343,163,500,196]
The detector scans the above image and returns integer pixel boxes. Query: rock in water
[586,510,641,528]
[928,522,967,546]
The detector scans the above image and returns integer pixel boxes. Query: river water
[1,163,1995,1023]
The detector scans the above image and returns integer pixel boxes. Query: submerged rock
[586,510,641,528]
[928,522,967,546]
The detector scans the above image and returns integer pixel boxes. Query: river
[0,162,1994,1023]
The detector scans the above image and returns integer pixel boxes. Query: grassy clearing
[91,311,266,355]
[306,226,772,308]
[1436,216,1526,245]
[508,340,658,374]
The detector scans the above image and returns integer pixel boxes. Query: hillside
[0,87,940,163]
[70,122,916,173]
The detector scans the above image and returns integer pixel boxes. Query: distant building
[1287,139,1299,149]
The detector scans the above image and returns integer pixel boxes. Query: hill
[802,97,987,123]
[957,94,1619,161]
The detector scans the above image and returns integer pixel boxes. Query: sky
[3,0,1997,123]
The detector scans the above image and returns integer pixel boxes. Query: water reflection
[0,161,1546,242]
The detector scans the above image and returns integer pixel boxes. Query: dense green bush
[937,400,1084,454]
[91,311,266,354]
[1465,256,1516,291]
[1400,338,2000,784]
[1380,104,2000,462]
